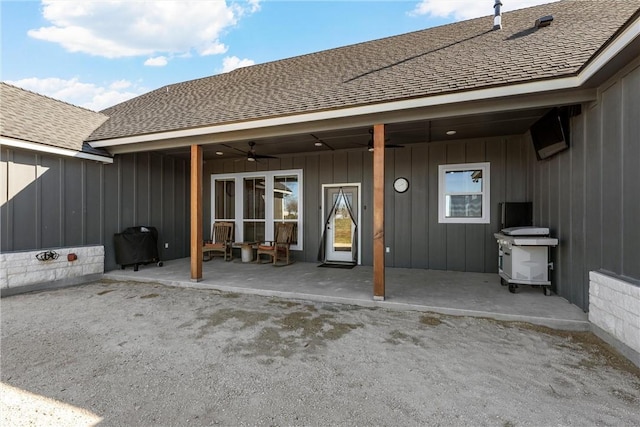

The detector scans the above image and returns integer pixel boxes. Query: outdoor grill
[494,226,558,295]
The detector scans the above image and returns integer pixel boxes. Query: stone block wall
[1,246,104,293]
[589,271,640,365]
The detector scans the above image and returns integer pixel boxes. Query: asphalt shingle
[88,0,640,142]
[0,83,109,153]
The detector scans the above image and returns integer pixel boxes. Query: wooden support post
[373,123,385,300]
[190,144,203,281]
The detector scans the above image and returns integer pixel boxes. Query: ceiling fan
[366,129,404,152]
[224,141,277,162]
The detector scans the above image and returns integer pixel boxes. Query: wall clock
[393,177,409,193]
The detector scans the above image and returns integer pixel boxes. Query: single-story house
[2,1,639,364]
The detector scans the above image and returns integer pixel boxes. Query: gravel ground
[1,279,639,426]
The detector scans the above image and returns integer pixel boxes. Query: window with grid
[438,162,490,224]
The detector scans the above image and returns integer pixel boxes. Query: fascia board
[1,137,114,164]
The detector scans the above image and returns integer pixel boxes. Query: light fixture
[446,130,457,136]
[215,151,224,156]
[247,156,256,162]
[314,142,323,147]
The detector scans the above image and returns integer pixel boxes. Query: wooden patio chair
[203,222,234,261]
[256,222,295,266]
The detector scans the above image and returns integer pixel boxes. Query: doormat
[318,263,356,269]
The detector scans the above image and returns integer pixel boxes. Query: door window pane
[244,222,265,243]
[274,175,298,220]
[244,178,265,219]
[214,179,235,219]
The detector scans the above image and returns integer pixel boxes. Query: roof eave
[1,136,114,164]
[89,75,593,153]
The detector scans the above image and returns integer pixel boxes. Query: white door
[324,185,359,263]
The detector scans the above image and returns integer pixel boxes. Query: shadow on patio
[103,258,589,331]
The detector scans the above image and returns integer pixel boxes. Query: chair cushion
[258,245,274,251]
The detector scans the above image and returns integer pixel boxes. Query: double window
[211,170,302,249]
[438,162,490,224]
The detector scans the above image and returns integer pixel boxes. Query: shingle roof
[1,82,109,154]
[88,0,640,142]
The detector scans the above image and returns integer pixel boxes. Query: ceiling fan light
[446,130,457,136]
[215,151,224,156]
[368,146,375,152]
[247,156,256,162]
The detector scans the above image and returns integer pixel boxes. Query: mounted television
[529,107,570,160]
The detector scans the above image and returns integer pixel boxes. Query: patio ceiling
[159,107,550,161]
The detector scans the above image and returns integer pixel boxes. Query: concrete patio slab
[103,258,589,331]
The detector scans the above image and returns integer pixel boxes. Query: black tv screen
[529,107,569,160]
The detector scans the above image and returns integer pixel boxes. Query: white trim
[438,162,490,224]
[211,169,303,250]
[321,183,362,265]
[1,136,114,164]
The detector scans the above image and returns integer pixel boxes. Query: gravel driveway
[2,280,639,426]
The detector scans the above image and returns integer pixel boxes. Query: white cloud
[28,0,260,63]
[220,56,255,73]
[144,56,168,67]
[410,0,560,21]
[6,77,145,111]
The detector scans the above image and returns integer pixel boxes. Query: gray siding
[0,150,190,271]
[529,60,640,310]
[205,135,531,271]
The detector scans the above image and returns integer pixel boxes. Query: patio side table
[234,242,257,263]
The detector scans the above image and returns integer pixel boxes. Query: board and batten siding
[205,134,531,271]
[0,149,190,271]
[529,60,640,311]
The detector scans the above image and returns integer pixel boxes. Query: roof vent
[493,0,503,30]
[535,15,553,28]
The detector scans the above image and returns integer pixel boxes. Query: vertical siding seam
[100,162,105,245]
[598,89,604,270]
[9,150,15,250]
[132,153,137,224]
[147,153,152,224]
[581,105,589,308]
[117,157,122,232]
[35,154,41,248]
[160,156,165,257]
[81,161,86,245]
[619,77,625,276]
[59,158,65,246]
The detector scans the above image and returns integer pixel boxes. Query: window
[243,177,266,242]
[273,175,299,244]
[211,170,303,249]
[438,162,490,224]
[214,179,235,221]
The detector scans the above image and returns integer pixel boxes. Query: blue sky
[1,0,556,111]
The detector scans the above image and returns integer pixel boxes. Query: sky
[1,0,558,111]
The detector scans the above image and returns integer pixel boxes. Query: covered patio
[103,259,588,331]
